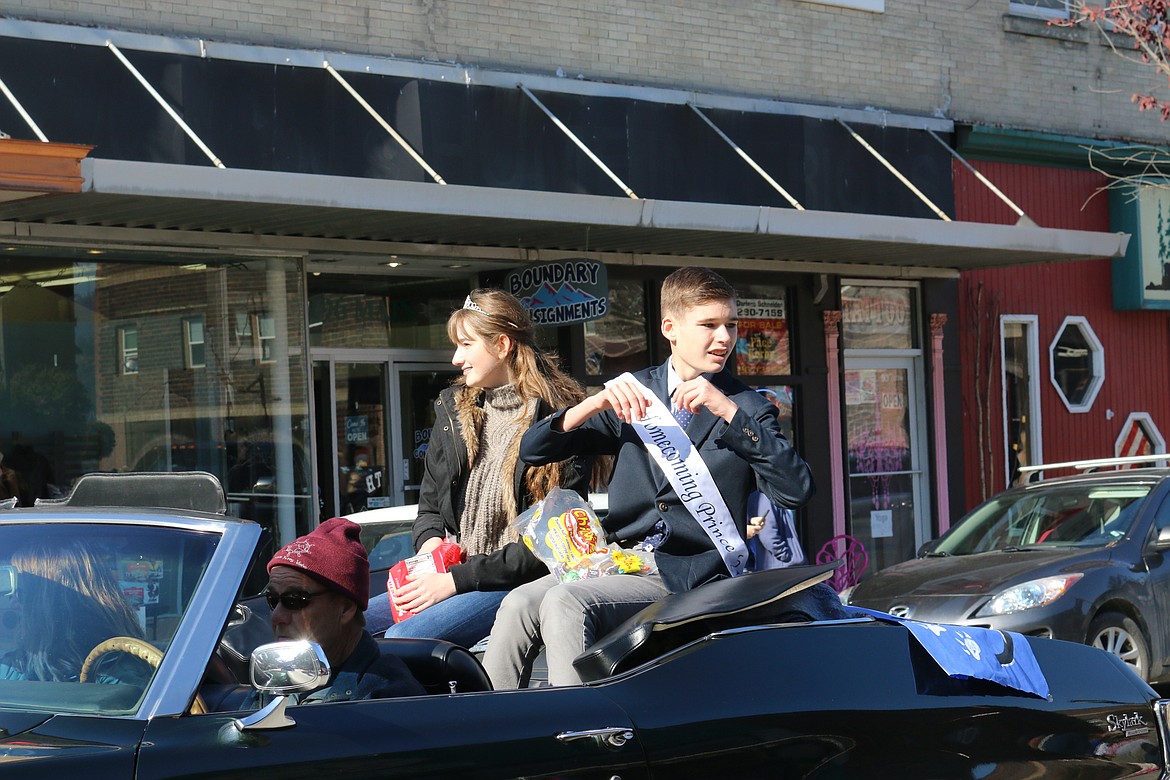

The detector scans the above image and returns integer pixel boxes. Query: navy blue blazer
[520,361,815,593]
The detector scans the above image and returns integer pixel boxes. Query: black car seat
[201,636,492,711]
[198,651,256,712]
[573,561,842,683]
[377,637,493,694]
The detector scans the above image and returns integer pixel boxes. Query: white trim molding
[798,0,884,11]
[1048,315,1104,414]
[1008,1,1070,21]
[1000,314,1043,486]
[1115,412,1166,458]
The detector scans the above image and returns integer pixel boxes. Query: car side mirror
[0,566,15,597]
[229,641,331,735]
[917,540,937,557]
[1154,527,1170,552]
[249,640,331,695]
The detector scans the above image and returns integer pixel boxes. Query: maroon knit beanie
[267,517,370,609]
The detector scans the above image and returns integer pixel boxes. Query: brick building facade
[0,1,1161,573]
[0,1,1159,141]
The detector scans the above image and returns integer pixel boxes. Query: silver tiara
[463,295,487,314]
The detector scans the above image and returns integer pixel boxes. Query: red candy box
[387,540,463,623]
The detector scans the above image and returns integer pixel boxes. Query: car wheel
[1088,613,1150,681]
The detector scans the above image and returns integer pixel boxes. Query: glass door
[843,357,929,574]
[312,355,456,521]
[392,364,460,505]
[313,360,393,521]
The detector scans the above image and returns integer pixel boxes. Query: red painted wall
[955,160,1170,509]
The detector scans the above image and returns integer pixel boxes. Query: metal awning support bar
[688,103,804,211]
[324,61,446,186]
[0,75,48,142]
[105,41,225,169]
[926,129,1035,227]
[519,83,638,199]
[836,118,950,222]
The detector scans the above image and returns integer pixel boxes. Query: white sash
[605,372,748,577]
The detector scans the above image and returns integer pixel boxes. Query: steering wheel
[80,636,208,715]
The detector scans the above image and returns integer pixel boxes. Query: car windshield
[932,484,1152,556]
[0,523,219,716]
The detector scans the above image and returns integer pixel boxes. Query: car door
[1139,487,1170,671]
[135,686,649,780]
[0,712,145,778]
[601,621,1165,778]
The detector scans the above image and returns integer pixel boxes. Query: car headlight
[974,573,1084,617]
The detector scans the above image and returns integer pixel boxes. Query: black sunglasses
[264,588,330,611]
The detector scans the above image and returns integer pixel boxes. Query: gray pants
[482,572,670,688]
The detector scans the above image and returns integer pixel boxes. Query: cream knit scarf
[457,384,536,557]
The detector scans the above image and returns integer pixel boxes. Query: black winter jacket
[301,632,426,703]
[521,362,814,593]
[413,386,593,593]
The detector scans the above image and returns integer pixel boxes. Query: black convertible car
[0,472,1168,778]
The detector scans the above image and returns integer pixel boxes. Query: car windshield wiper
[998,545,1042,553]
[923,551,951,557]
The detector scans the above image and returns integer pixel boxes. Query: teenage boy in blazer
[482,266,842,689]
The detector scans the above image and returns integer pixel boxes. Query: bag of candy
[514,487,655,583]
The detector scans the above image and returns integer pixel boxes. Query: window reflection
[184,317,206,369]
[845,368,916,571]
[755,385,796,446]
[585,277,649,377]
[307,275,465,350]
[841,285,916,350]
[0,522,218,715]
[1051,321,1096,407]
[0,256,311,549]
[120,325,139,375]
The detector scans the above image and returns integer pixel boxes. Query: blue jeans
[365,589,509,648]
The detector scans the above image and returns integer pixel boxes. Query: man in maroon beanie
[266,517,424,702]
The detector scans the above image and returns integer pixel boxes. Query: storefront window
[724,280,796,444]
[585,276,650,377]
[0,256,311,551]
[734,290,791,376]
[841,284,917,350]
[307,275,467,350]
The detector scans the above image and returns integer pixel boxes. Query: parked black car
[1,471,1169,778]
[849,457,1170,683]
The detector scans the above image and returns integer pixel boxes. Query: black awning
[0,160,1127,271]
[0,24,1128,271]
[0,32,952,219]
